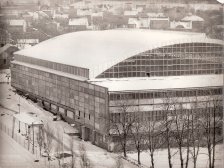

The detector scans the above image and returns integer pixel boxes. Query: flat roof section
[89,74,223,92]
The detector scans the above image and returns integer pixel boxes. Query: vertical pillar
[49,103,51,111]
[64,109,67,117]
[81,126,85,140]
[41,100,44,107]
[92,130,96,144]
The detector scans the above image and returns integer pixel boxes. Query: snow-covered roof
[8,19,26,26]
[89,75,223,92]
[68,17,88,26]
[124,10,138,16]
[14,29,224,79]
[181,15,204,22]
[13,113,43,126]
[147,12,165,18]
[0,44,13,54]
[17,39,39,43]
[128,18,150,28]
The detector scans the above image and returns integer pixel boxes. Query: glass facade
[11,63,108,134]
[109,88,223,123]
[97,43,223,78]
[14,55,89,78]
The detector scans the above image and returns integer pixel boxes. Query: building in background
[68,17,89,31]
[181,14,205,31]
[11,29,223,150]
[7,19,27,32]
[170,20,192,30]
[0,44,18,69]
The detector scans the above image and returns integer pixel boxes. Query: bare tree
[199,90,222,168]
[109,98,135,157]
[44,123,54,168]
[161,92,175,168]
[171,102,190,168]
[144,119,164,168]
[131,115,145,165]
[55,130,63,168]
[36,125,44,157]
[79,143,91,168]
[69,136,76,168]
[189,100,203,168]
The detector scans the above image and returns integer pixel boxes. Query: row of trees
[36,123,91,168]
[110,92,222,168]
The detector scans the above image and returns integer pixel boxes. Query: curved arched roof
[15,29,223,78]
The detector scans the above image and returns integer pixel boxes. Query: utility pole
[18,95,21,133]
[32,122,35,154]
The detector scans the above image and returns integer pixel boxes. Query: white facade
[128,18,150,29]
[170,21,192,29]
[68,17,89,26]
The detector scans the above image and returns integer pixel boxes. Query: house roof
[181,15,204,22]
[68,17,88,26]
[8,19,26,26]
[14,29,223,78]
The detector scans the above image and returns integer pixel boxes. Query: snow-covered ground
[128,144,223,168]
[0,69,10,83]
[0,71,223,168]
[0,81,137,168]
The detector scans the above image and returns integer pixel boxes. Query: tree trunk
[123,142,127,158]
[212,108,216,168]
[166,127,172,168]
[138,148,141,165]
[179,145,184,168]
[150,151,155,168]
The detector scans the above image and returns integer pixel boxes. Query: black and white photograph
[0,0,223,168]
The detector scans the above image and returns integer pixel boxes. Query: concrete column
[92,130,96,144]
[64,109,67,116]
[41,100,44,106]
[49,103,51,111]
[81,125,85,140]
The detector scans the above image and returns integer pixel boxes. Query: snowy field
[0,82,138,168]
[128,144,223,168]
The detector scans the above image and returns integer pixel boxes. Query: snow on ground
[0,72,223,168]
[0,69,10,83]
[128,144,223,168]
[0,82,137,168]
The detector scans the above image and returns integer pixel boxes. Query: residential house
[68,17,89,31]
[128,17,150,29]
[16,39,39,49]
[124,10,138,17]
[0,44,18,69]
[147,12,165,18]
[181,15,204,31]
[170,20,192,30]
[7,19,27,32]
[77,8,92,16]
[150,17,170,30]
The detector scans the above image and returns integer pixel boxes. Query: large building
[11,29,223,150]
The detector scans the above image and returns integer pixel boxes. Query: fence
[0,122,38,155]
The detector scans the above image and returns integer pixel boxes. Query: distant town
[0,0,223,50]
[0,1,223,168]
